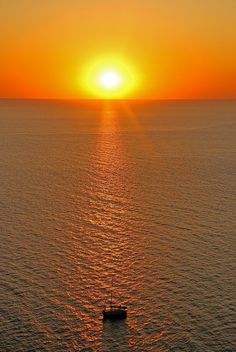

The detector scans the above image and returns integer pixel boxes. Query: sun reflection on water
[60,100,168,350]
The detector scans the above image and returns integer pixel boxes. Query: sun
[81,56,139,99]
[98,70,123,90]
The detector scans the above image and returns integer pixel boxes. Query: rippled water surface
[0,100,235,351]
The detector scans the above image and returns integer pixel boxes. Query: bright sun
[81,56,138,99]
[98,70,122,90]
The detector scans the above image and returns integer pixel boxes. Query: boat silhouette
[102,280,127,319]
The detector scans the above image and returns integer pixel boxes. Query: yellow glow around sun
[81,56,138,98]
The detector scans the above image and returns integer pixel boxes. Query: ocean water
[0,99,235,352]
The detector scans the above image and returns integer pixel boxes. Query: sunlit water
[0,100,235,352]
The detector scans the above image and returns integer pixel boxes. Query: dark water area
[0,99,235,351]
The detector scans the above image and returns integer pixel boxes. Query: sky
[0,0,236,99]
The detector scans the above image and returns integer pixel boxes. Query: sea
[0,99,235,352]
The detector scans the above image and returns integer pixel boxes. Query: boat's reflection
[102,319,129,352]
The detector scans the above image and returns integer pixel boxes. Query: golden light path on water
[57,100,169,350]
[80,101,149,350]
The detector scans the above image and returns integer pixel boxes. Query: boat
[102,304,127,320]
[102,281,127,319]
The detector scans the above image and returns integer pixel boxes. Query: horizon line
[0,97,235,102]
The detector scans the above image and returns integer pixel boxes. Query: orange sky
[0,0,236,99]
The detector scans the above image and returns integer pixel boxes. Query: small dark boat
[103,304,127,320]
[102,280,127,320]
